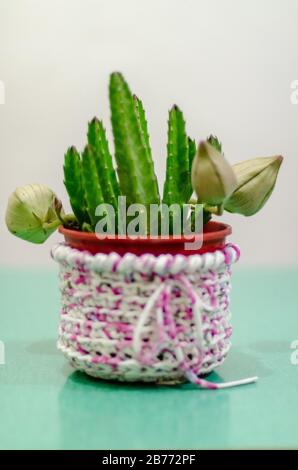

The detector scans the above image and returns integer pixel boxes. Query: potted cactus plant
[5,72,282,389]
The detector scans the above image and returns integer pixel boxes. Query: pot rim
[59,220,232,244]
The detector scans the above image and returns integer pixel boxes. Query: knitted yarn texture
[52,243,257,389]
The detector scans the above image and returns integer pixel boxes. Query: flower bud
[5,184,62,243]
[224,155,283,216]
[191,141,237,206]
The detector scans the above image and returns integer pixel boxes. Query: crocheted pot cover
[52,243,257,389]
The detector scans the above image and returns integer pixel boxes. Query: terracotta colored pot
[59,221,232,256]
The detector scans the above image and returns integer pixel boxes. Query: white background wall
[1,0,297,267]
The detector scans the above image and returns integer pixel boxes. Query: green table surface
[0,265,297,450]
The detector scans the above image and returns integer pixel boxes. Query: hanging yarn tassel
[133,273,258,390]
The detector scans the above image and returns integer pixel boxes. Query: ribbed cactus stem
[63,146,89,227]
[188,138,196,172]
[81,145,105,227]
[109,72,160,206]
[88,117,120,209]
[188,137,196,199]
[133,95,151,159]
[163,105,189,205]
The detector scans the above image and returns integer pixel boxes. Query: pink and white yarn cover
[52,243,257,389]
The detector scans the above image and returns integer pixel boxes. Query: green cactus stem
[187,137,196,199]
[188,137,196,172]
[163,105,190,205]
[87,117,120,209]
[63,146,90,227]
[81,145,104,227]
[109,72,160,206]
[133,95,152,159]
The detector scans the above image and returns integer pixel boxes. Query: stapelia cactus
[109,72,160,207]
[163,105,190,205]
[5,71,283,243]
[64,146,89,227]
[87,117,120,210]
[81,144,105,228]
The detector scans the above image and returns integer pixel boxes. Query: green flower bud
[191,141,237,206]
[5,184,62,243]
[224,155,283,216]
